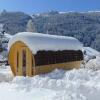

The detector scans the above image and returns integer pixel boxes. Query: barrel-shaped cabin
[8,32,83,76]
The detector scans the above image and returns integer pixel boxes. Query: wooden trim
[26,48,32,76]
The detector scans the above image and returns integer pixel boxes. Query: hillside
[31,11,100,51]
[0,10,31,35]
[1,11,100,51]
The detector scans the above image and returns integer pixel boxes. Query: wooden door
[22,47,33,76]
[16,47,34,76]
[15,49,23,76]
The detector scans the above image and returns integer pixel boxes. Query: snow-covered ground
[0,66,100,100]
[0,65,13,82]
[0,47,99,100]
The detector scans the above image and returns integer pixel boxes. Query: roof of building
[8,32,83,54]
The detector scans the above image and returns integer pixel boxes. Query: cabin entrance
[21,47,33,76]
[16,46,33,76]
[9,41,35,76]
[16,47,27,76]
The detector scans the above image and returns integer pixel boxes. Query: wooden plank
[26,48,32,76]
[35,61,82,75]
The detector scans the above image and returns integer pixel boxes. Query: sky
[0,0,100,14]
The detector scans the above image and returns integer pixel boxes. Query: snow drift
[0,67,100,100]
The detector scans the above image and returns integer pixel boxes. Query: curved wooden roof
[8,32,83,54]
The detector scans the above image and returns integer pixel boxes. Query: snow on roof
[8,32,83,54]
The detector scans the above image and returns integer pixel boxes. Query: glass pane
[34,50,83,66]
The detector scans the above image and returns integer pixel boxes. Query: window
[34,50,83,66]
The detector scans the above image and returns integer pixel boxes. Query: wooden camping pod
[8,32,83,76]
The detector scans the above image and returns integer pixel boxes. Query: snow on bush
[83,47,100,62]
[82,47,100,70]
[85,56,100,70]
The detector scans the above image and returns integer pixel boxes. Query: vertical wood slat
[14,49,17,75]
[8,47,16,75]
[26,48,32,76]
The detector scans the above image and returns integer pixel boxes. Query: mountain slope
[31,11,100,51]
[1,11,100,51]
[0,11,32,35]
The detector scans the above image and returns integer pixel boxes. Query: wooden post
[26,48,32,76]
